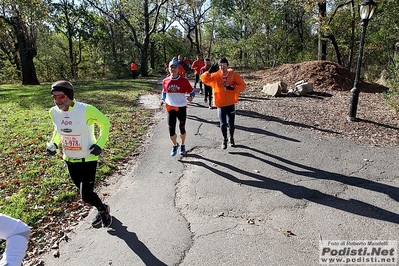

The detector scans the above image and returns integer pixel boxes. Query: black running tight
[66,161,105,211]
[167,106,187,136]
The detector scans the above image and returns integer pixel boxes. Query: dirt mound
[244,61,388,93]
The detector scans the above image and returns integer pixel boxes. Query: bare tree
[0,7,39,84]
[172,0,211,55]
[319,0,354,67]
[86,0,168,77]
[51,0,86,79]
[0,25,21,79]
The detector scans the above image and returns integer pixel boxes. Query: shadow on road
[180,149,399,225]
[107,217,167,266]
[237,109,341,135]
[187,114,301,143]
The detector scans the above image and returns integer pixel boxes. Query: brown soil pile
[243,60,388,93]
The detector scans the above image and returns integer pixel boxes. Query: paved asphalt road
[40,79,399,266]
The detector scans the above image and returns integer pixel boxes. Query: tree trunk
[140,46,149,77]
[325,34,343,65]
[318,1,327,61]
[347,0,355,71]
[150,41,155,70]
[140,0,151,77]
[194,24,201,55]
[11,13,40,85]
[140,31,150,77]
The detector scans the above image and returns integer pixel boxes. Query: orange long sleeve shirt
[200,69,246,107]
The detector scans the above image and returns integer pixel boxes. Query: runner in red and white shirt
[161,60,195,156]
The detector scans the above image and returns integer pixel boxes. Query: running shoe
[91,212,102,227]
[180,144,186,155]
[222,139,228,149]
[101,204,112,227]
[171,143,179,156]
[230,138,235,147]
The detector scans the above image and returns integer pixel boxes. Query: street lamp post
[347,0,377,122]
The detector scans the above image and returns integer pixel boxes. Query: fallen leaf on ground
[247,218,255,224]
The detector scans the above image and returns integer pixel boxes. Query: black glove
[226,85,234,90]
[208,63,219,73]
[46,143,57,156]
[90,144,102,156]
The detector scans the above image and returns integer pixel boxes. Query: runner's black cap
[51,80,74,100]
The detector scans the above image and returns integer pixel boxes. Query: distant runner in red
[191,54,205,94]
[130,61,137,79]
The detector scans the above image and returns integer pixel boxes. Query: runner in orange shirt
[201,58,246,149]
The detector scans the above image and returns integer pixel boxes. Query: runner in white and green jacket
[47,80,112,227]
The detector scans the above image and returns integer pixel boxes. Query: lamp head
[359,0,377,21]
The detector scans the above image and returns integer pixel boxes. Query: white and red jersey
[162,75,194,107]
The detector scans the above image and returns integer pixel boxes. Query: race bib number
[61,135,82,151]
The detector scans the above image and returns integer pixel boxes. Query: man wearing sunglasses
[200,58,246,149]
[47,80,112,227]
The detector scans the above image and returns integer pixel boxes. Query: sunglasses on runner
[51,94,67,100]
